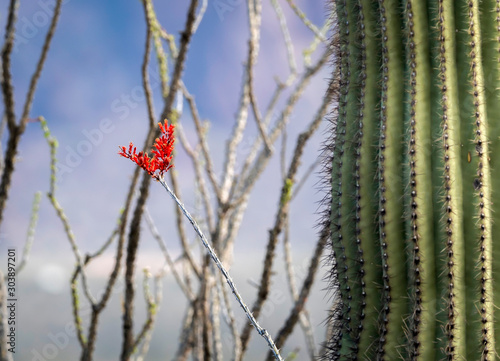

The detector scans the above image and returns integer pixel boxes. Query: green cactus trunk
[327,0,500,360]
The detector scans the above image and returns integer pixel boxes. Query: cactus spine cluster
[327,0,500,359]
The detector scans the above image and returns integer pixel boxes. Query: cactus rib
[437,0,467,358]
[326,0,500,360]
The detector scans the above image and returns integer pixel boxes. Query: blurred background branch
[0,0,333,360]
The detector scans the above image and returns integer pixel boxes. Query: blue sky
[4,0,330,253]
[2,0,332,359]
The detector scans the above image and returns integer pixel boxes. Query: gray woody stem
[157,177,283,361]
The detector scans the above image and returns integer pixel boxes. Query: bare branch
[0,115,7,174]
[2,2,333,360]
[219,271,242,361]
[270,0,298,85]
[158,0,198,123]
[176,122,215,232]
[282,216,316,360]
[1,0,19,132]
[86,227,118,262]
[16,191,42,273]
[140,2,156,128]
[248,75,273,153]
[291,159,319,200]
[284,0,326,42]
[220,71,250,203]
[21,0,64,125]
[239,69,332,355]
[121,171,153,361]
[132,269,159,354]
[0,0,63,229]
[174,302,196,361]
[169,168,202,279]
[280,125,288,181]
[181,83,221,203]
[246,0,272,153]
[210,269,223,361]
[159,29,178,59]
[303,14,333,66]
[41,117,96,306]
[158,177,283,360]
[41,114,135,359]
[220,0,266,203]
[193,0,208,33]
[136,273,163,361]
[142,0,169,98]
[264,226,329,360]
[144,208,194,301]
[70,267,87,349]
[232,48,330,209]
[231,81,286,199]
[121,2,199,358]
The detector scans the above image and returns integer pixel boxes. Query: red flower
[119,120,175,179]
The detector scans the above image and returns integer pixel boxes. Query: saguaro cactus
[326,0,500,360]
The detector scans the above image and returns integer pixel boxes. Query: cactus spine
[327,0,500,359]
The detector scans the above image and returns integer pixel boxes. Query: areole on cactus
[326,0,500,360]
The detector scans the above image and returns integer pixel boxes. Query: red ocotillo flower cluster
[119,120,175,179]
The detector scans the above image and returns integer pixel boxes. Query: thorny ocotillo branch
[1,0,332,359]
[0,0,63,227]
[239,57,333,357]
[120,1,199,360]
